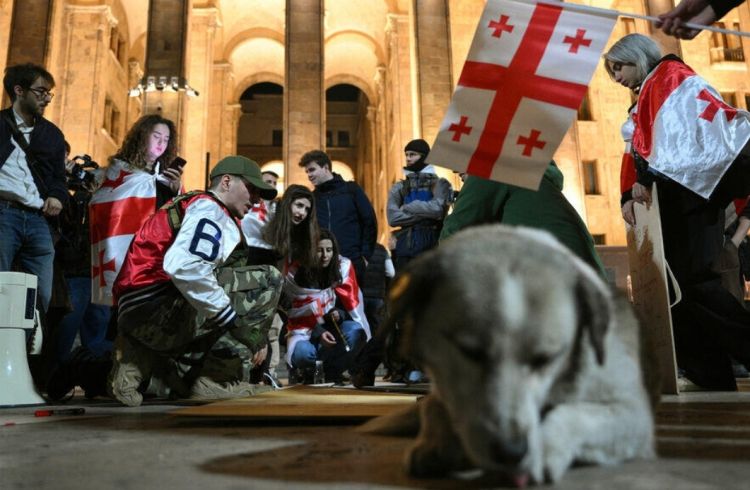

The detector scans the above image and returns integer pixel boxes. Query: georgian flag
[283,256,371,367]
[427,0,616,189]
[88,160,158,305]
[632,58,750,199]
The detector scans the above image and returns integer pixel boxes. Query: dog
[361,225,657,485]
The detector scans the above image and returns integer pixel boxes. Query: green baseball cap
[210,155,277,200]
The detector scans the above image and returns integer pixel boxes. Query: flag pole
[521,0,750,38]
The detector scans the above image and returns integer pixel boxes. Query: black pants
[658,179,750,389]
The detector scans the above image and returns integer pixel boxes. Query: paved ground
[2,385,750,489]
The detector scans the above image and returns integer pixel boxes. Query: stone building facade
[2,0,750,245]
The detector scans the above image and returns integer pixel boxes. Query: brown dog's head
[385,224,613,477]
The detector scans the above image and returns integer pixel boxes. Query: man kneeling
[110,156,280,406]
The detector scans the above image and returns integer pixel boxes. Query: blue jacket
[313,173,377,261]
[0,108,68,205]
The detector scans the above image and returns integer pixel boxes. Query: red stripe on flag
[457,4,587,178]
[89,197,156,243]
[620,152,636,194]
[633,60,694,159]
[334,262,361,311]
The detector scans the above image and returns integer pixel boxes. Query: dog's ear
[381,259,442,361]
[575,269,612,365]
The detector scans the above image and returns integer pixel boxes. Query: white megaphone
[0,271,45,406]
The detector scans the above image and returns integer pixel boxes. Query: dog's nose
[490,438,528,465]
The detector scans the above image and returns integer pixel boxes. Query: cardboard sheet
[171,385,420,420]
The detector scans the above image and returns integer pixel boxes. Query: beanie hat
[404,139,430,155]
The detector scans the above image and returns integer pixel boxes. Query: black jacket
[313,173,377,261]
[0,107,68,205]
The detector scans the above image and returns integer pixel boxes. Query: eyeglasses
[28,87,54,99]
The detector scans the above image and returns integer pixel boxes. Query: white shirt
[0,109,44,208]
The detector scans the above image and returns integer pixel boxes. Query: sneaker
[263,372,283,389]
[189,376,273,400]
[108,336,152,407]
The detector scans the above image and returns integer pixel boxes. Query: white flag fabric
[88,160,158,305]
[283,257,371,367]
[427,0,617,189]
[632,58,750,199]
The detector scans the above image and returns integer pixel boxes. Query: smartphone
[168,156,187,171]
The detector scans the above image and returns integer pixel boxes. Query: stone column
[6,0,53,67]
[56,5,117,165]
[207,62,234,174]
[284,0,324,186]
[384,13,417,197]
[225,103,242,162]
[126,60,144,130]
[181,6,219,190]
[412,0,454,144]
[0,0,16,104]
[139,0,189,174]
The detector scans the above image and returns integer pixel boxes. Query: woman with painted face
[282,229,370,384]
[604,33,750,390]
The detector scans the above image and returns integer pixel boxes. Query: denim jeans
[55,276,112,362]
[0,203,55,311]
[290,320,366,379]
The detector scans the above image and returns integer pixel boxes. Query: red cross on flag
[632,58,750,199]
[427,0,616,190]
[88,159,158,305]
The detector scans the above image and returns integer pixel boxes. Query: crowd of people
[3,6,750,405]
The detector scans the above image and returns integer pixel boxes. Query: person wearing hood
[440,161,605,276]
[387,139,453,271]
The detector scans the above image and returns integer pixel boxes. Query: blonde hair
[603,34,662,86]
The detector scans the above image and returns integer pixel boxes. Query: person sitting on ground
[284,229,370,384]
[109,156,280,406]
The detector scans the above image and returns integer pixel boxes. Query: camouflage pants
[117,265,282,387]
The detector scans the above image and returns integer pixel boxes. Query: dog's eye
[454,340,486,362]
[529,353,552,370]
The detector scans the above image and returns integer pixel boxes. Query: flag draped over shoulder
[283,256,371,367]
[427,0,617,190]
[632,58,750,199]
[89,159,157,305]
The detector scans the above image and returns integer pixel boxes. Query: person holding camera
[50,144,112,364]
[89,115,183,307]
[0,63,67,313]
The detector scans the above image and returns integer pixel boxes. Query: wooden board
[626,187,679,394]
[171,385,420,420]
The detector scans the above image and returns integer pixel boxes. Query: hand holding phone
[168,157,187,171]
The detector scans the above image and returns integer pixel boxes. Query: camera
[67,154,99,190]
